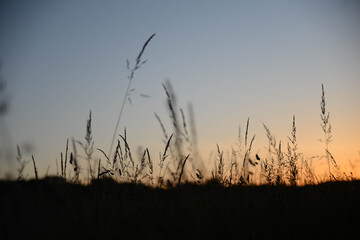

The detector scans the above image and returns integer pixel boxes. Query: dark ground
[1,178,359,239]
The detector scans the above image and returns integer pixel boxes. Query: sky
[0,0,359,179]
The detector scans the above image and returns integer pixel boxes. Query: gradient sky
[0,0,359,178]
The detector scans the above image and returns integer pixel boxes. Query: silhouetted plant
[210,119,259,186]
[327,149,341,181]
[68,150,80,182]
[319,84,347,181]
[77,111,95,181]
[6,34,359,188]
[97,128,153,185]
[241,118,256,184]
[320,84,334,180]
[162,81,184,177]
[286,115,300,186]
[16,145,28,181]
[262,125,285,185]
[177,154,190,185]
[31,155,38,180]
[157,134,173,188]
[302,156,317,185]
[212,144,225,183]
[109,33,156,157]
[195,169,203,184]
[228,149,237,186]
[155,81,196,184]
[262,124,276,185]
[67,137,81,181]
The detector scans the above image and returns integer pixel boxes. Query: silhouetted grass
[2,82,359,239]
[108,33,156,158]
[8,35,354,187]
[2,35,359,239]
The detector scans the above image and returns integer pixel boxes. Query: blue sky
[0,0,359,178]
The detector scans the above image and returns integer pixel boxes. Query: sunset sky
[0,0,359,179]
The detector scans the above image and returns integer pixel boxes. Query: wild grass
[320,83,333,180]
[2,36,359,240]
[108,33,156,158]
[15,145,28,181]
[77,111,95,180]
[13,82,357,187]
[286,115,300,186]
[262,124,283,185]
[31,155,38,181]
[5,36,358,187]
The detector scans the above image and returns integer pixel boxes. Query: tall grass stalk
[320,84,334,181]
[242,118,256,184]
[286,115,300,186]
[177,154,190,185]
[213,144,225,183]
[157,134,173,187]
[159,80,195,183]
[64,139,68,179]
[77,111,94,181]
[31,155,38,181]
[16,145,28,181]
[262,124,285,185]
[108,33,156,157]
[162,81,183,161]
[303,156,317,185]
[70,138,80,182]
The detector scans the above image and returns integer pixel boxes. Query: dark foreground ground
[1,178,359,239]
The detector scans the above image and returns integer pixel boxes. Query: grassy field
[1,34,359,239]
[1,178,359,239]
